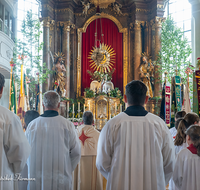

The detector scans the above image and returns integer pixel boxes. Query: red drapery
[81,18,123,95]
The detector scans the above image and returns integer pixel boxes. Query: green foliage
[157,16,192,84]
[13,11,52,109]
[84,88,95,98]
[110,88,123,103]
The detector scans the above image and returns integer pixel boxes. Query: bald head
[43,91,60,110]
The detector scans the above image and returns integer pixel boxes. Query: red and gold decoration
[89,0,115,8]
[165,86,171,126]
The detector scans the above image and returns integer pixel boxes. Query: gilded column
[144,22,149,55]
[63,22,71,98]
[43,17,51,93]
[154,17,162,97]
[134,21,142,80]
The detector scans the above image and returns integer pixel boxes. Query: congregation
[0,72,200,190]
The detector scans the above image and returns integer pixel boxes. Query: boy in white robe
[173,125,200,190]
[25,91,81,190]
[0,73,31,190]
[74,111,104,190]
[96,80,175,190]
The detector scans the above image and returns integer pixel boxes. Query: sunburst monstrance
[88,43,116,73]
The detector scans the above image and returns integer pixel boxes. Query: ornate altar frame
[77,12,128,97]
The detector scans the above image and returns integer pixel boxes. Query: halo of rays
[88,43,116,73]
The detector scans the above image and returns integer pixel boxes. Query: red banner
[165,86,171,125]
[195,70,200,115]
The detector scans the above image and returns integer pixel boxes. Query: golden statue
[139,55,154,98]
[53,57,66,97]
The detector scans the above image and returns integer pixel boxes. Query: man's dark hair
[175,111,186,120]
[24,110,40,128]
[125,80,147,106]
[0,73,5,90]
[83,111,93,125]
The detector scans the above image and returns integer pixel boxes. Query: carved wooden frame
[77,12,128,96]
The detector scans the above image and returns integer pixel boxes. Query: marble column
[188,0,200,65]
[134,21,142,80]
[154,17,162,97]
[63,22,71,98]
[43,17,50,93]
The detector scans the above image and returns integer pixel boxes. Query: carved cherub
[113,2,122,15]
[81,1,90,15]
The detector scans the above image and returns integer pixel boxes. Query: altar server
[173,125,200,190]
[169,111,186,138]
[26,91,81,190]
[0,73,31,190]
[96,80,175,190]
[169,112,200,190]
[74,111,103,190]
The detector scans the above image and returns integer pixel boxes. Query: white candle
[78,102,80,118]
[89,103,90,111]
[67,102,69,112]
[78,102,80,111]
[110,114,111,119]
[120,104,122,112]
[115,103,117,113]
[72,103,74,113]
[83,104,85,112]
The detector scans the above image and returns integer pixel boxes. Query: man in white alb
[0,73,31,190]
[26,91,81,190]
[74,111,103,190]
[96,80,175,190]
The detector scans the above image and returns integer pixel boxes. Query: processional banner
[195,71,200,115]
[171,77,176,128]
[165,86,171,125]
[175,76,182,112]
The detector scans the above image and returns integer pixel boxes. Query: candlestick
[120,104,122,112]
[83,104,85,112]
[72,103,74,118]
[78,102,80,118]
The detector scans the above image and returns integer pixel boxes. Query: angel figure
[113,3,122,15]
[81,1,90,15]
[52,57,66,97]
[139,55,154,98]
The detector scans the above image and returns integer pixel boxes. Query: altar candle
[78,102,80,111]
[72,103,74,113]
[109,113,111,119]
[83,104,85,112]
[67,102,69,112]
[120,104,122,112]
[115,103,117,113]
[89,103,90,111]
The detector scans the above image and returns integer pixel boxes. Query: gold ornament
[88,43,115,73]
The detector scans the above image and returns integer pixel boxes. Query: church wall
[0,0,17,108]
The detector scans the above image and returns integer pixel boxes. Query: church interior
[0,0,200,189]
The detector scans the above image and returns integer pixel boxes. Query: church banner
[165,86,171,126]
[171,77,176,128]
[175,76,182,112]
[193,72,199,115]
[195,70,200,115]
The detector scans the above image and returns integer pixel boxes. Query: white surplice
[169,143,187,190]
[25,115,81,190]
[0,105,31,190]
[74,125,103,190]
[173,148,200,190]
[96,112,175,190]
[169,127,177,138]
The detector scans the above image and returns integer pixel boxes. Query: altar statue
[139,55,154,98]
[53,57,66,97]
